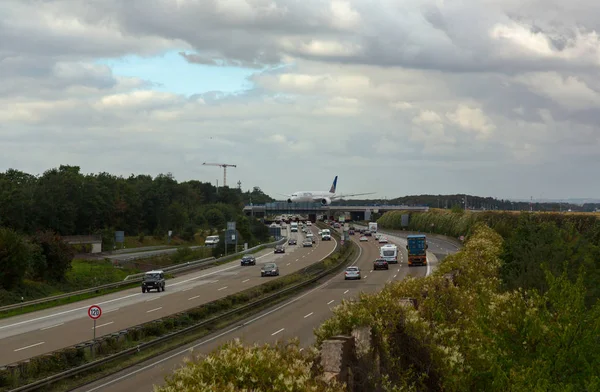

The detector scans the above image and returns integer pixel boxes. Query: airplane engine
[320,197,332,205]
[287,198,293,203]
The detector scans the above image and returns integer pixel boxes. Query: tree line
[379,210,600,306]
[0,165,273,236]
[0,165,275,287]
[337,193,599,212]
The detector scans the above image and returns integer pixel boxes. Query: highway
[0,227,337,365]
[74,229,460,392]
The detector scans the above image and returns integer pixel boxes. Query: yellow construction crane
[202,162,237,188]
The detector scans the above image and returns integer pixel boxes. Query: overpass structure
[63,235,103,253]
[243,202,429,221]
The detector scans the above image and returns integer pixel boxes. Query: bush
[156,339,344,392]
[313,223,600,391]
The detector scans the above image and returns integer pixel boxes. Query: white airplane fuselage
[288,191,335,204]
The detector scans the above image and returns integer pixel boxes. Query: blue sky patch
[96,50,261,96]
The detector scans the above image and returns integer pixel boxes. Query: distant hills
[332,194,600,212]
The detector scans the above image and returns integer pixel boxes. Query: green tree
[205,208,226,229]
[31,230,75,282]
[0,227,32,288]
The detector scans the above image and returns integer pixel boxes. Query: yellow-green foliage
[378,209,600,240]
[154,339,344,392]
[314,223,600,391]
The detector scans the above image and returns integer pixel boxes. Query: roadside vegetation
[154,213,600,391]
[0,165,273,305]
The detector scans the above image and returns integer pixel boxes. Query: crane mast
[202,162,237,187]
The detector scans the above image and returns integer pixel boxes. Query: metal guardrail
[0,238,287,314]
[8,234,354,392]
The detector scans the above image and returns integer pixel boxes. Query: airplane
[279,176,375,205]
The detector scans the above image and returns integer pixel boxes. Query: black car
[241,255,256,266]
[364,230,372,236]
[261,263,280,277]
[373,259,389,270]
[288,238,297,245]
[142,270,165,293]
[274,245,285,254]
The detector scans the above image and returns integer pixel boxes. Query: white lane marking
[304,312,313,318]
[295,259,299,261]
[302,255,306,258]
[218,286,228,291]
[104,308,120,314]
[146,307,162,313]
[364,275,368,279]
[327,300,335,305]
[145,297,160,302]
[299,348,304,352]
[242,279,250,283]
[93,321,114,330]
[40,323,63,331]
[286,263,291,266]
[84,236,343,391]
[188,295,200,301]
[370,270,373,273]
[397,269,400,272]
[181,287,193,292]
[343,290,349,294]
[394,274,398,278]
[0,293,141,330]
[211,280,219,284]
[14,341,45,352]
[426,257,432,276]
[83,325,242,392]
[271,328,285,336]
[169,250,275,288]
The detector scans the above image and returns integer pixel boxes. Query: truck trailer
[406,234,427,266]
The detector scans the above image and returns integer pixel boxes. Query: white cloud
[446,104,496,138]
[1,0,599,198]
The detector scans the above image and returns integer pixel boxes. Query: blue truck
[406,234,428,266]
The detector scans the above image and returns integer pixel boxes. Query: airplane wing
[332,192,377,199]
[274,192,292,198]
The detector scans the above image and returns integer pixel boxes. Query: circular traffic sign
[88,305,102,320]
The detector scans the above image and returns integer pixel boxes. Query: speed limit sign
[88,305,102,320]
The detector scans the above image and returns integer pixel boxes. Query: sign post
[88,305,102,359]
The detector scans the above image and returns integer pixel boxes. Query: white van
[204,235,220,246]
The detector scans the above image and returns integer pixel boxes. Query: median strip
[1,226,352,392]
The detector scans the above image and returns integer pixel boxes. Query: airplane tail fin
[329,176,338,193]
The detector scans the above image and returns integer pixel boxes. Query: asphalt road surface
[74,230,459,392]
[0,227,337,365]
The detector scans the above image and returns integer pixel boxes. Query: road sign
[88,305,102,320]
[459,236,465,241]
[115,231,125,243]
[227,222,236,230]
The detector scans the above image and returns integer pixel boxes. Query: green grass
[121,231,216,249]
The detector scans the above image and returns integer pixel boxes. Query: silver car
[344,266,361,280]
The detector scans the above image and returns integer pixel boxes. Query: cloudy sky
[1,0,599,200]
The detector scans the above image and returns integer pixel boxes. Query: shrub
[314,224,600,391]
[155,339,344,392]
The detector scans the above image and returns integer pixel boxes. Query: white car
[378,237,388,243]
[359,236,368,242]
